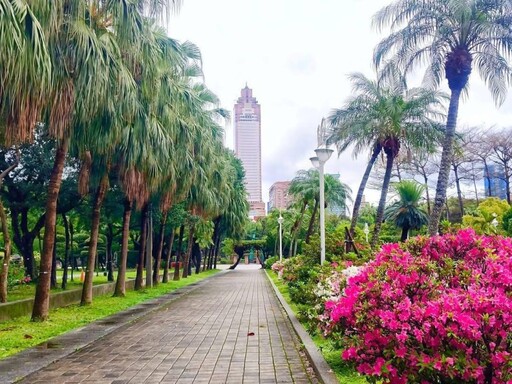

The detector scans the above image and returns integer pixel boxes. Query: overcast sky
[170,0,512,205]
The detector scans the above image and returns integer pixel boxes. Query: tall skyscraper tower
[234,85,266,217]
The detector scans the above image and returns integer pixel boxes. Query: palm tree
[289,169,352,244]
[32,1,130,321]
[373,0,512,235]
[385,180,429,242]
[0,0,50,145]
[328,71,445,248]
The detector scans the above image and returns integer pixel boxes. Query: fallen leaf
[247,332,255,336]
[24,334,33,339]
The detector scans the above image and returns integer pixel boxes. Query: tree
[487,128,512,204]
[385,180,429,242]
[328,70,445,248]
[374,0,512,235]
[289,169,351,244]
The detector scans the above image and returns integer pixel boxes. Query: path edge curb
[0,269,228,384]
[265,270,339,384]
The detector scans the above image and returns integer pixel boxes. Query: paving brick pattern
[18,266,317,384]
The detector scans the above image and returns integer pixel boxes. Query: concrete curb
[265,270,339,384]
[0,270,228,384]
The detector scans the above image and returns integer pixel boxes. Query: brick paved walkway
[17,266,317,384]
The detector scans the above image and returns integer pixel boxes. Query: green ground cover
[7,270,138,302]
[0,269,219,359]
[266,271,366,384]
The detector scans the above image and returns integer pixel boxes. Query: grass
[266,270,367,384]
[7,270,138,302]
[0,269,219,359]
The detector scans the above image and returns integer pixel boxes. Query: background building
[234,85,266,217]
[484,164,508,200]
[269,181,291,211]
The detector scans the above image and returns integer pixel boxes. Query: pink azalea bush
[323,229,512,384]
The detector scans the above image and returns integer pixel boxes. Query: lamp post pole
[310,146,333,265]
[278,213,284,262]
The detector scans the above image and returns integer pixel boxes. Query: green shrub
[264,256,278,269]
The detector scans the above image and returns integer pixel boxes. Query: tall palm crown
[373,0,512,235]
[328,70,445,246]
[385,180,429,242]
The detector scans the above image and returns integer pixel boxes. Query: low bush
[323,229,512,384]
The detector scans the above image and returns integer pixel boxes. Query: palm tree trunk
[0,200,12,303]
[32,137,69,321]
[428,89,462,235]
[289,201,307,257]
[162,229,175,283]
[135,204,148,290]
[152,211,167,285]
[350,143,382,235]
[305,198,319,244]
[371,149,394,249]
[400,225,410,242]
[173,225,185,281]
[61,213,69,290]
[113,199,132,297]
[81,173,109,305]
[182,225,195,279]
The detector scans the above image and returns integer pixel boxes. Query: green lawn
[0,269,219,359]
[7,270,138,302]
[266,271,367,384]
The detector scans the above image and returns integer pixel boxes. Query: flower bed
[322,230,512,384]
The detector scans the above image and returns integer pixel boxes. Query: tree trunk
[51,229,57,289]
[471,163,479,204]
[505,168,511,204]
[423,175,431,215]
[173,225,185,281]
[32,137,69,322]
[81,173,109,305]
[11,208,44,280]
[113,199,132,297]
[400,225,409,242]
[135,204,148,290]
[213,231,221,269]
[371,148,395,249]
[350,143,382,235]
[162,229,175,283]
[182,225,195,279]
[61,213,70,290]
[229,246,244,269]
[106,223,114,282]
[484,160,492,197]
[0,200,12,303]
[152,211,167,285]
[288,201,307,257]
[70,221,75,281]
[0,160,18,302]
[453,164,464,219]
[305,198,319,244]
[429,89,462,235]
[445,198,451,221]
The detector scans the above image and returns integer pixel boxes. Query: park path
[17,265,317,384]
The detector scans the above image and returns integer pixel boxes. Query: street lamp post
[310,146,333,265]
[277,213,284,262]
